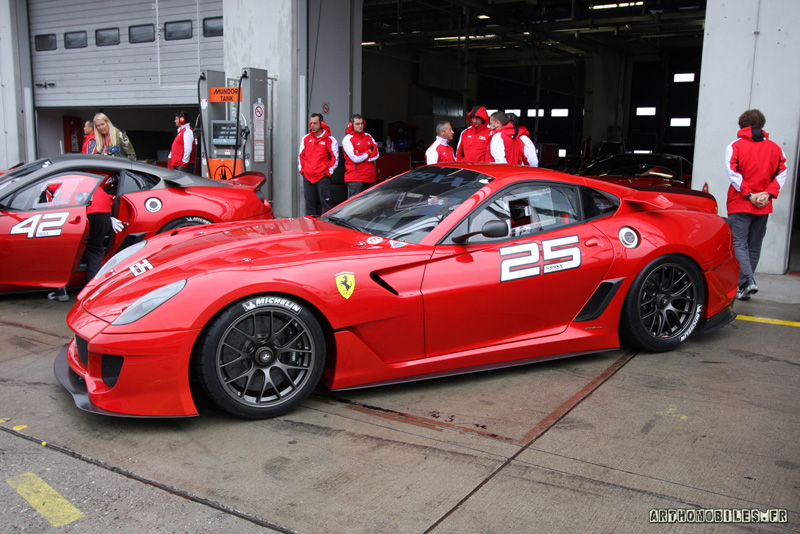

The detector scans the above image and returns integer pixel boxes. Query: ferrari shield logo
[336,272,355,299]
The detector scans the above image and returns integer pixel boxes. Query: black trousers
[304,176,331,215]
[86,212,112,281]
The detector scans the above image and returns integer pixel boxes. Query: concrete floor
[1,274,798,534]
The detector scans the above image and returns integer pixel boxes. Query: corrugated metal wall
[29,0,223,108]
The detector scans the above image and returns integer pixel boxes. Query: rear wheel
[158,216,213,233]
[620,255,703,352]
[195,294,326,418]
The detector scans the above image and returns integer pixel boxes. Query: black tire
[620,255,703,352]
[195,294,326,418]
[158,216,213,233]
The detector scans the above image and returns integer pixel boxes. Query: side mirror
[451,220,509,244]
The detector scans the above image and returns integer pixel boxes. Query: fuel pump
[198,68,270,183]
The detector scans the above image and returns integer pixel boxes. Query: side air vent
[75,336,89,366]
[575,279,623,322]
[370,273,399,295]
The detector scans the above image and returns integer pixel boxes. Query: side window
[9,174,101,211]
[119,171,159,194]
[467,184,581,242]
[579,187,619,220]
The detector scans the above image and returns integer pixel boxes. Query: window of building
[203,17,223,37]
[65,31,87,49]
[165,20,193,41]
[35,34,57,51]
[96,28,120,46]
[129,24,155,44]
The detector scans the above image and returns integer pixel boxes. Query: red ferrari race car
[0,154,272,294]
[55,163,739,419]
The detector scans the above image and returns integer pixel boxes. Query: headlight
[96,241,148,279]
[112,279,186,325]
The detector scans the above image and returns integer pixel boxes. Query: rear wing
[623,186,718,214]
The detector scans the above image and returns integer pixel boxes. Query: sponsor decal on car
[10,212,69,238]
[129,259,154,276]
[389,240,408,248]
[335,272,355,299]
[242,297,302,313]
[366,236,383,245]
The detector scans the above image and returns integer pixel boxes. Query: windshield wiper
[325,216,362,232]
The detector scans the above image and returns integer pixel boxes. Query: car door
[421,182,616,358]
[0,172,101,287]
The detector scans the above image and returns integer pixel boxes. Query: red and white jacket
[456,106,491,162]
[298,125,339,184]
[168,124,195,169]
[487,123,523,165]
[518,126,538,167]
[342,125,379,183]
[725,126,787,215]
[425,137,456,164]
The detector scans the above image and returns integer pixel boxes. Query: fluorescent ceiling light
[591,2,643,9]
[633,149,653,154]
[670,118,692,127]
[551,109,569,117]
[528,109,545,117]
[558,149,567,158]
[505,109,521,116]
[674,73,695,83]
[637,107,656,116]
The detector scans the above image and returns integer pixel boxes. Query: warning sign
[209,87,241,103]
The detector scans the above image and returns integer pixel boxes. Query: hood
[467,106,490,125]
[518,126,530,138]
[737,126,768,142]
[79,217,423,321]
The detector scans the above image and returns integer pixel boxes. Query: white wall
[695,0,800,274]
[223,0,360,217]
[0,0,34,167]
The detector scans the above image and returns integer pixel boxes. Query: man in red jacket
[456,106,490,162]
[425,121,456,164]
[487,112,523,165]
[725,109,787,300]
[298,113,339,215]
[167,111,196,173]
[342,114,379,198]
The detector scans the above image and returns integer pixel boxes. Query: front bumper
[56,307,202,417]
[55,344,166,418]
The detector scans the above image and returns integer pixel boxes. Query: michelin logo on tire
[243,297,302,313]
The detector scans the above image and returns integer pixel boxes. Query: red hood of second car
[78,216,422,321]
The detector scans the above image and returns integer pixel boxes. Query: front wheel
[195,294,326,418]
[620,255,704,352]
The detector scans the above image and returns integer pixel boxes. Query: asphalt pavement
[1,273,798,533]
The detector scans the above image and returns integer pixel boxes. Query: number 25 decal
[10,212,70,238]
[499,235,581,282]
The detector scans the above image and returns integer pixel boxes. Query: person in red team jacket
[486,111,523,165]
[725,109,787,300]
[167,111,196,173]
[456,105,491,162]
[298,113,339,215]
[425,121,456,164]
[342,114,380,198]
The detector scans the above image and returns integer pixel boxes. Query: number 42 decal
[10,212,70,238]
[499,235,581,282]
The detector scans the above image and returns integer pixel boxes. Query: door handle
[584,237,601,247]
[69,216,82,224]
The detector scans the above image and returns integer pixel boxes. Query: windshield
[322,167,493,243]
[0,159,51,195]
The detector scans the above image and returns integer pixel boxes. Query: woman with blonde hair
[92,113,136,160]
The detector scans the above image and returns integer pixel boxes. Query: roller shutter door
[29,0,223,108]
